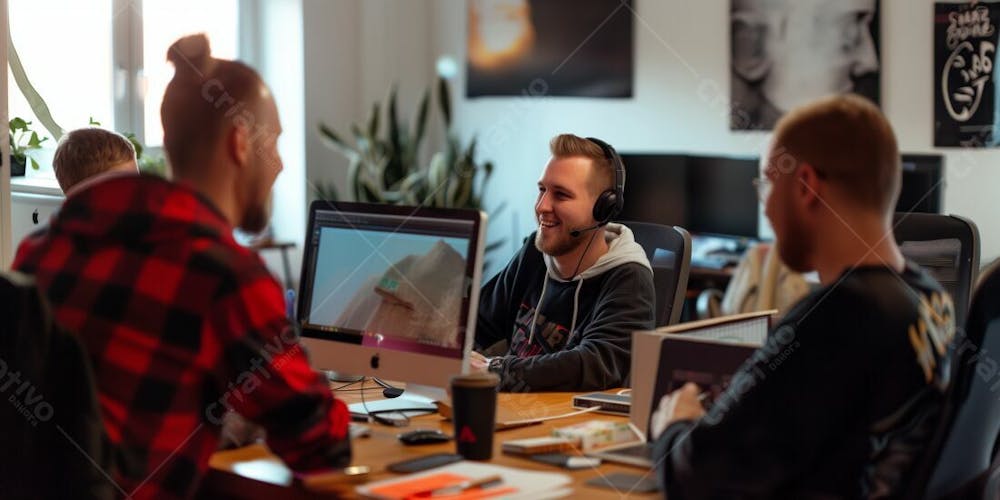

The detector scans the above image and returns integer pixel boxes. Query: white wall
[304,0,1000,277]
[253,0,307,286]
[0,0,10,268]
[303,0,439,201]
[431,0,1000,274]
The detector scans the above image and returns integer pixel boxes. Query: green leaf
[29,158,39,170]
[123,133,143,158]
[437,77,452,128]
[386,85,403,184]
[312,182,339,202]
[367,101,380,139]
[413,88,430,147]
[89,117,101,126]
[27,131,42,148]
[10,117,27,131]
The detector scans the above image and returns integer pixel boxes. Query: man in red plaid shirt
[13,34,350,499]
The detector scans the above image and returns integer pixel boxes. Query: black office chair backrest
[620,221,692,326]
[0,272,114,500]
[893,213,980,326]
[915,266,1000,499]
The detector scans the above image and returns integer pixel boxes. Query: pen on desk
[416,474,503,497]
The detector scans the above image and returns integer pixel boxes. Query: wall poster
[935,1,1000,147]
[730,0,881,131]
[466,0,633,98]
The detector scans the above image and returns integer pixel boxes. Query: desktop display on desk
[296,201,487,395]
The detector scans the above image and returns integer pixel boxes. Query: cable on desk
[331,379,365,392]
[358,377,430,427]
[499,405,602,427]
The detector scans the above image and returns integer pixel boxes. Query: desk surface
[206,386,660,499]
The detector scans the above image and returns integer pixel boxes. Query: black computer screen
[897,154,944,214]
[617,154,760,238]
[685,156,760,238]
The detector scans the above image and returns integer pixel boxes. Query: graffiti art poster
[935,1,1000,147]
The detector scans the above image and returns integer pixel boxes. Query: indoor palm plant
[317,78,506,259]
[317,78,500,213]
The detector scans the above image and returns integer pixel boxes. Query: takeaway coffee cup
[450,373,499,460]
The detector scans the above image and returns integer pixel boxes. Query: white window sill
[11,176,63,197]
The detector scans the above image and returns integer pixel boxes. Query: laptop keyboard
[613,443,654,459]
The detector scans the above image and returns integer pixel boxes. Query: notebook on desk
[588,316,767,468]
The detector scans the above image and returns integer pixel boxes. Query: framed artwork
[466,0,633,98]
[935,1,1000,147]
[730,0,881,130]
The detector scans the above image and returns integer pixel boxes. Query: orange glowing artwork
[468,0,536,70]
[466,0,633,98]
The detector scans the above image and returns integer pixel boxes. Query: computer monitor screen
[297,201,487,392]
[685,156,759,238]
[615,154,688,228]
[897,154,944,214]
[617,154,759,238]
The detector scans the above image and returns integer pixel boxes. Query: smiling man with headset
[471,134,655,392]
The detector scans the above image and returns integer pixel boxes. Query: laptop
[588,332,762,468]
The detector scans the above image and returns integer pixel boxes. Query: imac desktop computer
[296,201,487,411]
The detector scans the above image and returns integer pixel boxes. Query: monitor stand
[345,382,445,423]
[325,371,364,383]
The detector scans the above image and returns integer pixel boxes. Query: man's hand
[469,351,490,374]
[649,383,705,440]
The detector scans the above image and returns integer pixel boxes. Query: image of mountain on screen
[336,240,467,348]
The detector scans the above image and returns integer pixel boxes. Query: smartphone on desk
[293,465,371,490]
[387,453,464,473]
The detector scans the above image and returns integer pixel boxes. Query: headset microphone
[569,223,604,238]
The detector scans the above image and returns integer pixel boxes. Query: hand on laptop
[469,351,491,374]
[649,383,706,440]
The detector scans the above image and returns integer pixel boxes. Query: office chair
[909,265,1000,499]
[620,221,692,326]
[893,213,980,326]
[0,272,114,500]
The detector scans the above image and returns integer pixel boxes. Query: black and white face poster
[935,2,1000,147]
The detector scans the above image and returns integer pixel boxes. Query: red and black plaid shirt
[14,175,350,499]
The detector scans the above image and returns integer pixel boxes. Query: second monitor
[617,153,760,239]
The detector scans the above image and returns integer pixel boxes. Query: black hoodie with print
[475,224,655,392]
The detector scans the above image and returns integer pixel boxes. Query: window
[8,0,115,131]
[6,0,240,176]
[141,0,238,146]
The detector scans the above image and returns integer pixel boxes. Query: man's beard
[240,193,272,234]
[534,228,583,257]
[776,211,814,273]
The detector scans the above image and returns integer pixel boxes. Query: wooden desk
[205,388,660,498]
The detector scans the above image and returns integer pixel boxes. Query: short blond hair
[53,128,137,192]
[549,134,613,194]
[772,94,900,213]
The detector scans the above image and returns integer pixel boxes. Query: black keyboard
[612,443,654,459]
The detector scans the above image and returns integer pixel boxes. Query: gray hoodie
[476,223,656,392]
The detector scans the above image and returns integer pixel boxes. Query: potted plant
[317,78,506,261]
[8,117,48,176]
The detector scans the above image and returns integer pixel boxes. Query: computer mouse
[398,429,452,446]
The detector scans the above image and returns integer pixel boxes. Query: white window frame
[109,0,255,146]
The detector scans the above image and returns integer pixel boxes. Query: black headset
[586,137,626,225]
